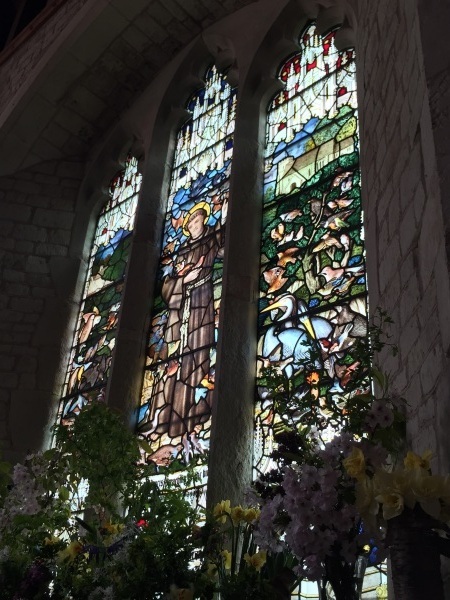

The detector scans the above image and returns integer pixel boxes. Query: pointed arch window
[137,66,236,483]
[255,23,368,474]
[58,156,142,424]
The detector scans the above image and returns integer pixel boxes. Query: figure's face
[187,210,206,239]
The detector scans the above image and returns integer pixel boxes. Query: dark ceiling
[0,0,258,175]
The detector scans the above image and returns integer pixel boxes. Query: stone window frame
[50,0,360,506]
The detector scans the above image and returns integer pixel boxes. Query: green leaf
[58,486,70,501]
[371,367,385,390]
[138,439,154,454]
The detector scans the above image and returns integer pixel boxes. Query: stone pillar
[207,92,264,507]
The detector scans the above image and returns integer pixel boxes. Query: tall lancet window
[138,66,236,485]
[58,156,142,424]
[255,24,368,474]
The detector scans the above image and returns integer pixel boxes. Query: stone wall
[352,0,450,481]
[0,159,85,462]
[0,0,91,116]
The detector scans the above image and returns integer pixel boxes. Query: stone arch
[207,0,363,505]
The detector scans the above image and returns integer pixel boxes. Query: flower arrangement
[250,312,406,599]
[344,447,450,599]
[1,311,447,599]
[195,500,297,600]
[344,448,450,523]
[0,403,203,600]
[251,429,390,599]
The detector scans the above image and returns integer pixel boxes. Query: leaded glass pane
[138,67,236,493]
[255,24,368,475]
[58,156,142,424]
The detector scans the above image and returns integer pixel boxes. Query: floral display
[0,403,202,600]
[250,313,407,599]
[1,315,448,599]
[197,500,297,600]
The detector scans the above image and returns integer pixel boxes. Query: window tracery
[137,66,237,493]
[57,156,142,425]
[255,23,368,475]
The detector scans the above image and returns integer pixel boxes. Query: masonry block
[11,297,44,314]
[0,203,32,223]
[399,205,418,256]
[25,256,50,275]
[35,243,68,257]
[15,241,35,254]
[5,283,30,297]
[12,224,47,243]
[33,209,74,230]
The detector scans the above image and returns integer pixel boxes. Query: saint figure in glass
[138,66,236,477]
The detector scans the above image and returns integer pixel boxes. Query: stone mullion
[207,96,265,507]
[106,148,169,421]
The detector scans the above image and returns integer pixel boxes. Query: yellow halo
[182,201,211,236]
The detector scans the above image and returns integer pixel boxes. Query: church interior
[1,0,450,596]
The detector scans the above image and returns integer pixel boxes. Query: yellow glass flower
[343,447,366,480]
[213,499,231,523]
[221,549,232,570]
[244,550,267,572]
[404,450,433,471]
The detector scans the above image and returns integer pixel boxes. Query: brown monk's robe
[153,224,223,438]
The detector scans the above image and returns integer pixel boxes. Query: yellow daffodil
[205,561,218,580]
[221,549,232,570]
[56,540,83,563]
[375,491,404,520]
[243,507,260,523]
[244,550,267,572]
[439,475,450,523]
[43,535,60,546]
[230,505,246,524]
[102,522,124,535]
[409,471,445,518]
[213,499,231,523]
[440,475,450,503]
[343,447,366,480]
[404,450,433,471]
[355,477,379,529]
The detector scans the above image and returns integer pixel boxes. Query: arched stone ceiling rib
[0,0,258,175]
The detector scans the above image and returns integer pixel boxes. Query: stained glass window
[58,156,142,424]
[137,66,236,490]
[255,24,368,475]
